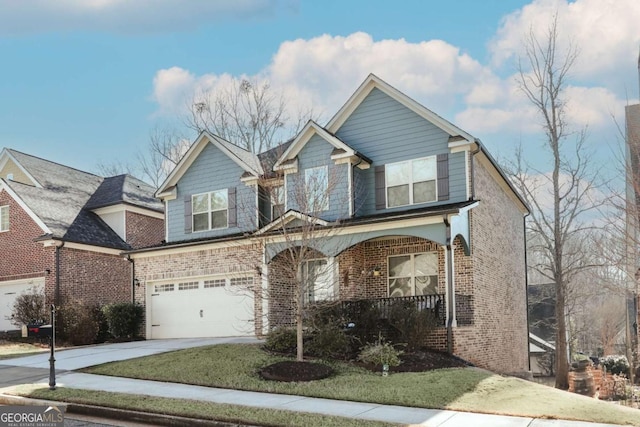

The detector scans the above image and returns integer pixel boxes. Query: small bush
[10,287,48,327]
[306,322,349,359]
[102,303,144,339]
[57,300,100,346]
[601,355,630,376]
[92,305,112,343]
[387,299,438,351]
[358,335,403,367]
[264,327,297,354]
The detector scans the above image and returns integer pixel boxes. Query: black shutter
[437,153,449,201]
[375,165,386,210]
[228,187,237,228]
[184,196,192,234]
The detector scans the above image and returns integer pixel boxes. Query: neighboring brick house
[0,149,164,331]
[130,74,530,375]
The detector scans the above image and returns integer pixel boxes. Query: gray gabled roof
[85,174,163,212]
[2,149,160,250]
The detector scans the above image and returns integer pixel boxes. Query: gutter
[443,216,454,354]
[54,241,65,306]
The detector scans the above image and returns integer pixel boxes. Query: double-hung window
[386,157,436,207]
[304,166,329,212]
[0,205,8,232]
[271,185,285,220]
[300,258,333,303]
[388,253,438,297]
[192,189,228,232]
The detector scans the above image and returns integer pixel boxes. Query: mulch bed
[259,349,472,382]
[260,361,334,382]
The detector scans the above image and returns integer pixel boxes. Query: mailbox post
[49,304,56,390]
[23,305,57,390]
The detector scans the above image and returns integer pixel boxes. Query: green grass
[16,386,398,427]
[0,340,48,360]
[84,343,488,407]
[79,343,640,425]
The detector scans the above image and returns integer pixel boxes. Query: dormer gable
[326,74,474,146]
[156,131,263,201]
[273,121,371,173]
[0,149,42,187]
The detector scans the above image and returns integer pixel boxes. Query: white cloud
[152,32,499,127]
[0,0,280,34]
[490,0,640,83]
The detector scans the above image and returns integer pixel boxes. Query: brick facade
[133,243,263,335]
[0,190,53,283]
[455,157,529,374]
[126,211,164,249]
[53,247,132,306]
[0,189,163,312]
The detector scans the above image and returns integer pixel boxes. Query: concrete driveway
[0,337,261,371]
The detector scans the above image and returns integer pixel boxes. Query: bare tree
[187,77,315,154]
[506,16,604,389]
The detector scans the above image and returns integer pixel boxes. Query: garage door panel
[149,278,255,339]
[0,279,44,332]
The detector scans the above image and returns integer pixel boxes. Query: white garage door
[148,275,255,339]
[0,278,45,332]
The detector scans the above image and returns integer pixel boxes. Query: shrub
[306,321,350,359]
[92,305,112,343]
[10,286,48,328]
[600,355,630,376]
[358,335,403,368]
[57,299,100,346]
[102,303,144,339]
[264,327,297,354]
[387,299,438,351]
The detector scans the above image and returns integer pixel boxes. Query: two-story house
[130,74,530,374]
[0,149,164,331]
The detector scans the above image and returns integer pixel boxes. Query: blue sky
[0,0,638,178]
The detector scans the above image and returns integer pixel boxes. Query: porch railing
[340,294,446,327]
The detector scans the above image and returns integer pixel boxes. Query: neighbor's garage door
[0,278,44,332]
[148,275,255,339]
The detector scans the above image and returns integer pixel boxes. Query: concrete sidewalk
[0,371,628,427]
[0,339,631,427]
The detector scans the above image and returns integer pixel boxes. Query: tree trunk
[296,291,304,362]
[555,281,570,389]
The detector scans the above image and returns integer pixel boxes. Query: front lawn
[0,340,48,360]
[16,386,398,427]
[79,343,640,425]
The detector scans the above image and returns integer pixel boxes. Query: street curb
[0,393,258,427]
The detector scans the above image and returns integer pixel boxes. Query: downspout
[470,143,481,201]
[444,217,454,354]
[523,214,531,372]
[126,255,135,303]
[54,241,65,306]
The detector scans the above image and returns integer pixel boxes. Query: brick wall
[56,247,131,306]
[133,243,263,335]
[337,237,445,300]
[0,190,53,283]
[125,211,164,249]
[456,157,529,374]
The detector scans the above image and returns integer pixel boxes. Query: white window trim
[0,205,8,232]
[271,185,285,220]
[385,156,437,208]
[300,257,335,303]
[192,189,228,232]
[387,252,438,297]
[304,165,329,212]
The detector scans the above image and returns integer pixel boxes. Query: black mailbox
[26,323,53,338]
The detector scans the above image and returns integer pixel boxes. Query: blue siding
[167,142,257,242]
[285,134,350,221]
[336,88,468,216]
